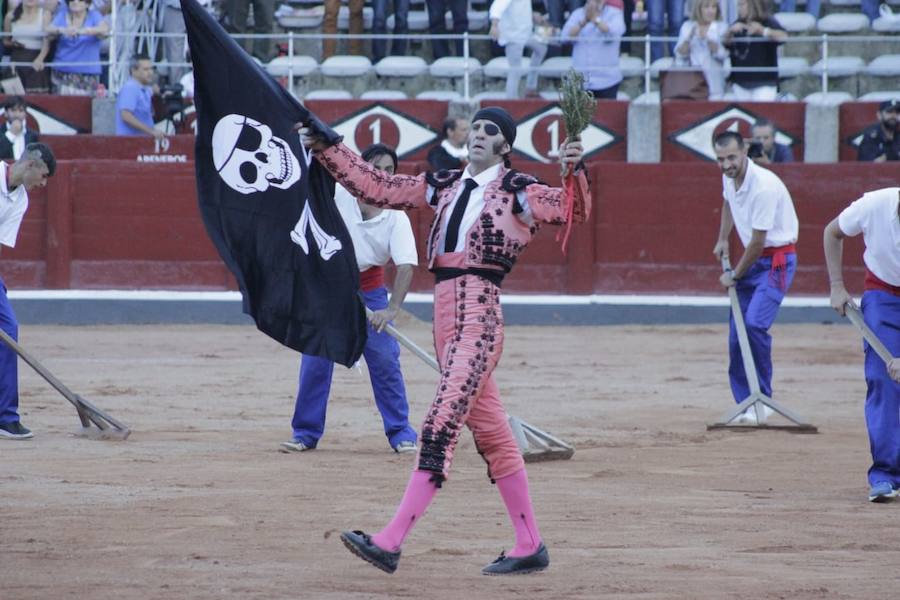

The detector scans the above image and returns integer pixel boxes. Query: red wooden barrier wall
[3,159,892,295]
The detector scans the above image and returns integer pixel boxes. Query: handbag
[659,68,709,100]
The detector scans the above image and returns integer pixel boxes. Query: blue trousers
[728,254,797,403]
[648,0,685,62]
[0,277,20,425]
[291,287,416,449]
[862,291,900,487]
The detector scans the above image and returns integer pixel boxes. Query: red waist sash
[760,243,796,289]
[865,268,900,296]
[360,266,385,292]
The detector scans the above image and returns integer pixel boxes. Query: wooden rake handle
[0,328,130,433]
[844,301,895,366]
[364,307,440,373]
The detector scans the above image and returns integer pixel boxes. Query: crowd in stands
[0,0,893,100]
[0,0,894,160]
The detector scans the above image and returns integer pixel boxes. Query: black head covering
[472,106,516,146]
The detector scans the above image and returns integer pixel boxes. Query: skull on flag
[212,114,301,194]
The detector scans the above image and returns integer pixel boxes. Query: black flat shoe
[482,543,549,575]
[340,530,401,574]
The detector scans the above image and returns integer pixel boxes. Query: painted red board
[662,101,805,162]
[838,102,883,162]
[41,134,196,161]
[586,162,887,294]
[0,94,92,134]
[488,99,628,163]
[68,162,215,262]
[3,158,893,294]
[303,100,447,162]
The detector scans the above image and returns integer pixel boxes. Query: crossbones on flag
[182,0,366,367]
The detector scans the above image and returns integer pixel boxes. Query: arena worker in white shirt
[711,131,799,424]
[0,142,56,440]
[281,143,420,455]
[823,187,900,503]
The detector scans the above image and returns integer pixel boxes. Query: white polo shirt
[722,158,798,248]
[334,184,418,272]
[838,187,900,286]
[0,161,29,248]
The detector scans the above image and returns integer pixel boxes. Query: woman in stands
[674,0,728,99]
[45,0,109,96]
[489,0,548,99]
[723,0,786,101]
[561,0,626,100]
[4,0,54,93]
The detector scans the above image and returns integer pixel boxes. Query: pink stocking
[495,468,543,557]
[371,470,438,552]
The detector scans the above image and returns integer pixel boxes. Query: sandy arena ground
[2,314,894,599]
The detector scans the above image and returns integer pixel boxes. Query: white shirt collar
[441,139,468,160]
[462,162,502,188]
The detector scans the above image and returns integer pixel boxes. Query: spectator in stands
[0,97,39,161]
[323,0,363,59]
[158,0,187,85]
[562,0,626,99]
[180,51,194,99]
[750,118,793,164]
[674,0,727,99]
[861,0,881,23]
[227,0,275,62]
[372,0,409,62]
[775,0,820,19]
[546,0,585,34]
[115,54,164,140]
[647,0,684,62]
[426,0,468,59]
[857,99,899,162]
[723,0,785,101]
[427,116,469,170]
[45,0,109,96]
[3,0,53,94]
[490,0,548,98]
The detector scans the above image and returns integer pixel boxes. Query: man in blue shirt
[115,54,164,139]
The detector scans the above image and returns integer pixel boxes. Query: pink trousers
[416,274,525,484]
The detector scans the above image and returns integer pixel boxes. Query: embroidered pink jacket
[315,143,592,274]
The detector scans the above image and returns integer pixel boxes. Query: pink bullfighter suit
[316,143,591,484]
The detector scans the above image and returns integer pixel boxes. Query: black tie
[443,178,479,253]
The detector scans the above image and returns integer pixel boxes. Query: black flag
[182,0,366,367]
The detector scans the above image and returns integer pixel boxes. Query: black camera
[747,141,764,159]
[160,83,185,119]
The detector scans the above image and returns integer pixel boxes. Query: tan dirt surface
[2,316,890,599]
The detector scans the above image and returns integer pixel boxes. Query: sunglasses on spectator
[474,122,500,136]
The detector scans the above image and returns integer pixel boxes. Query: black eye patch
[235,122,262,151]
[483,123,499,136]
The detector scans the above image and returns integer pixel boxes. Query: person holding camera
[115,53,164,140]
[712,130,798,425]
[723,0,786,101]
[749,118,793,165]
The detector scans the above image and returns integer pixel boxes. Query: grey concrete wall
[627,93,661,163]
[804,98,842,163]
[91,98,117,135]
